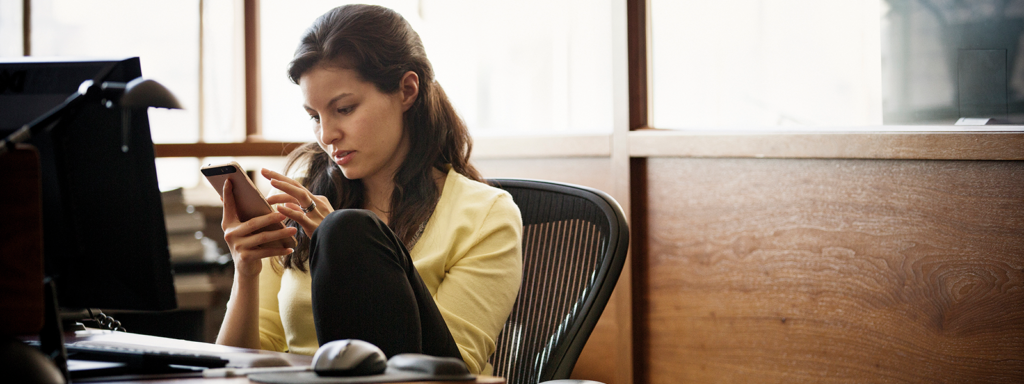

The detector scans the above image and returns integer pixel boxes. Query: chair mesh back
[488,181,613,384]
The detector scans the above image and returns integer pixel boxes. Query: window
[31,0,202,142]
[0,0,23,57]
[24,0,245,190]
[878,0,1024,125]
[649,0,883,129]
[259,0,615,141]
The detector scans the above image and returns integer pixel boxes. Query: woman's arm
[215,180,297,349]
[431,195,523,373]
[216,265,262,348]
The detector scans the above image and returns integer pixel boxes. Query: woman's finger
[231,225,298,251]
[238,211,289,235]
[278,204,323,235]
[224,211,284,244]
[277,203,318,232]
[267,193,301,206]
[269,178,316,207]
[312,195,332,211]
[262,168,318,207]
[261,168,303,188]
[277,203,305,221]
[221,180,240,228]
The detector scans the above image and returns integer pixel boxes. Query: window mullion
[627,0,650,131]
[244,0,261,140]
[22,0,30,55]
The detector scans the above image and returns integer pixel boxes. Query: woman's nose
[319,117,343,145]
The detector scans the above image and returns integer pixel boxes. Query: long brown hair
[279,4,481,271]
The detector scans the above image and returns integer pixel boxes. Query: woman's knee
[309,209,401,270]
[315,209,382,241]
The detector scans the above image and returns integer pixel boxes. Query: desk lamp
[0,76,182,157]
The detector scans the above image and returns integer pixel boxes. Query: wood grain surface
[629,130,1024,161]
[640,158,1024,383]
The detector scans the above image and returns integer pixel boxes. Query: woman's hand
[221,179,297,278]
[262,168,334,236]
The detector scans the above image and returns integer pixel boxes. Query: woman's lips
[334,150,354,165]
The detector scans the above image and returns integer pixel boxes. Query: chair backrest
[487,179,629,384]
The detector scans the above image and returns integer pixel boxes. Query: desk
[51,330,504,384]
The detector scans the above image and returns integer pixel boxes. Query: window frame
[15,0,1024,160]
[627,0,1023,161]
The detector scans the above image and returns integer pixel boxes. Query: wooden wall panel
[641,158,1024,383]
[473,157,615,194]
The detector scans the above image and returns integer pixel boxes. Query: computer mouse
[0,339,65,384]
[386,353,472,377]
[312,339,387,376]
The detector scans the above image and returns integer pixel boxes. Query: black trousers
[308,209,462,360]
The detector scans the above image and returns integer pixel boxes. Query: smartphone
[201,162,297,250]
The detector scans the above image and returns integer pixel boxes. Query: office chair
[487,179,629,384]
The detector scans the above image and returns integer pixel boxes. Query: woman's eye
[309,115,320,123]
[337,105,355,115]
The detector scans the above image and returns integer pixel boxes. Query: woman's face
[299,66,414,186]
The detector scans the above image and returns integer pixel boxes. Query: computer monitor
[0,57,177,311]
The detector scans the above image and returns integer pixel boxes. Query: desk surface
[49,330,504,384]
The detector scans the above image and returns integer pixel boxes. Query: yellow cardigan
[256,168,523,374]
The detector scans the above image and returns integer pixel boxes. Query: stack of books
[161,188,207,263]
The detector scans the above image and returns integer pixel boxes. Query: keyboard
[59,342,229,369]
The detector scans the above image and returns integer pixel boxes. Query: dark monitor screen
[0,57,177,311]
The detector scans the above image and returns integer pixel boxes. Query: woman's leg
[308,209,461,360]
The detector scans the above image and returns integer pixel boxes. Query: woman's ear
[399,71,419,112]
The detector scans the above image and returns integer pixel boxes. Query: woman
[214,4,522,375]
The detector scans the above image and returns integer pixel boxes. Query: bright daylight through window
[650,0,884,130]
[24,0,245,191]
[259,0,615,141]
